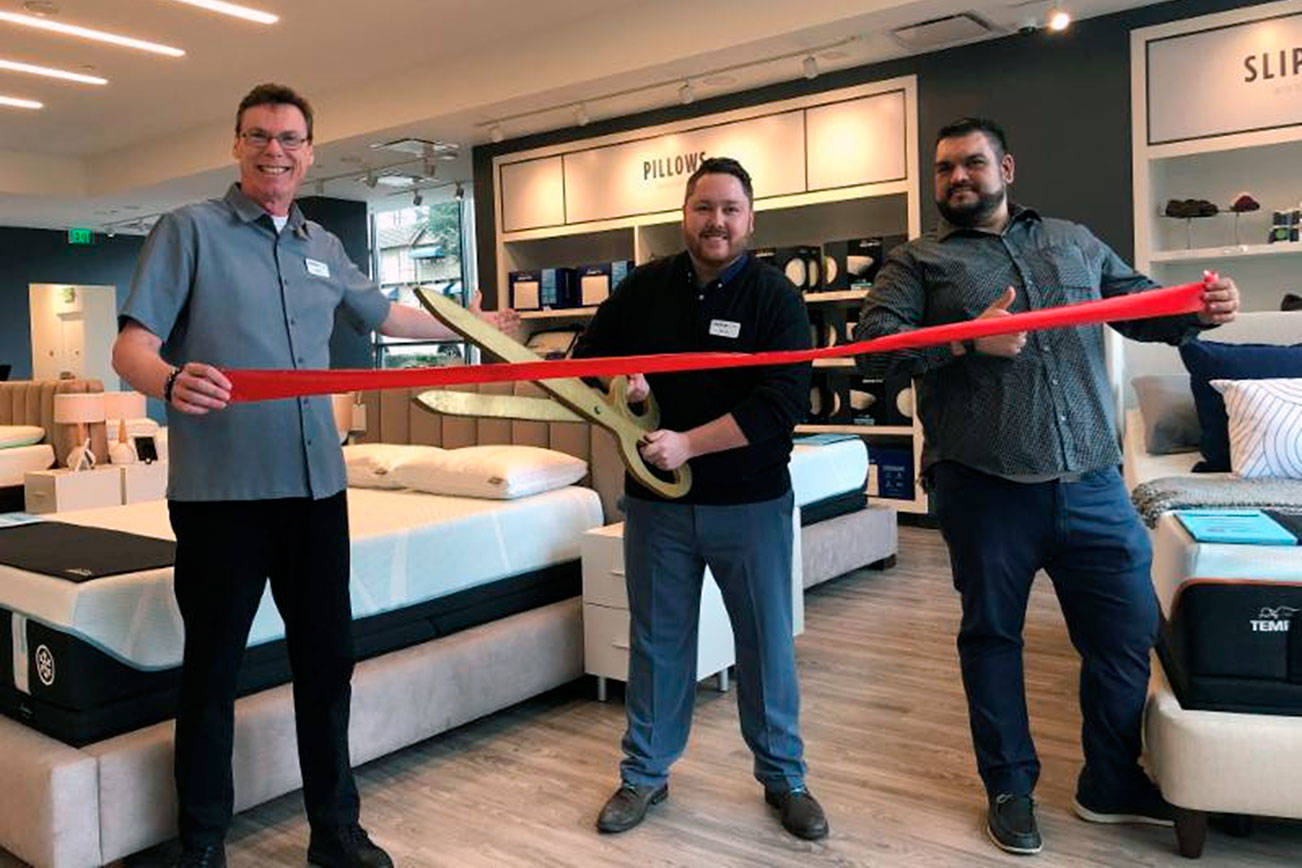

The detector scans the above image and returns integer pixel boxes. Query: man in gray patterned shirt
[854,117,1238,856]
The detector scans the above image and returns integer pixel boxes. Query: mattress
[1151,513,1302,715]
[789,439,868,507]
[0,443,54,487]
[0,485,602,743]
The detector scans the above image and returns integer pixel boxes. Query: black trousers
[169,493,359,847]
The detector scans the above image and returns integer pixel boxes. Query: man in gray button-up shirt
[855,118,1238,857]
[113,83,514,868]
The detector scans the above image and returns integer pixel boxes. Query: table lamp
[102,391,148,464]
[53,392,106,471]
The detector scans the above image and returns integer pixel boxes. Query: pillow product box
[869,446,914,500]
[509,267,578,309]
[577,260,634,307]
[754,246,821,291]
[808,370,852,424]
[822,238,883,292]
[808,306,852,348]
[509,270,541,310]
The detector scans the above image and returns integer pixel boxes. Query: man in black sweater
[574,157,826,840]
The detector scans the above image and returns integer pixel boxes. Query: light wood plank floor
[7,526,1301,867]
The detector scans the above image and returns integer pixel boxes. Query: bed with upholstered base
[1122,312,1302,857]
[0,381,895,867]
[0,380,107,511]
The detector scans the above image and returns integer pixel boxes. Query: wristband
[163,367,181,404]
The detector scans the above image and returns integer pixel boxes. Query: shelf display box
[577,260,633,307]
[509,268,577,310]
[821,238,883,291]
[869,446,914,501]
[754,245,821,291]
[809,370,853,424]
[809,306,853,349]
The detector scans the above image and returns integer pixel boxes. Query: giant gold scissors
[413,287,692,499]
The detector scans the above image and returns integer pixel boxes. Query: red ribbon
[226,280,1208,403]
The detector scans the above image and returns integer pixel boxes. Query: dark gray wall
[474,0,1264,307]
[0,228,144,381]
[0,195,374,383]
[298,195,374,369]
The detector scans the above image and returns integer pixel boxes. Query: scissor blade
[415,389,584,423]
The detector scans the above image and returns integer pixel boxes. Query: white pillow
[343,443,442,489]
[0,425,44,448]
[1210,377,1302,479]
[390,444,588,499]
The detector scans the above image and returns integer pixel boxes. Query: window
[371,199,471,368]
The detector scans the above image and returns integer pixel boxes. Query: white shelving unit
[490,77,927,514]
[1125,1,1302,398]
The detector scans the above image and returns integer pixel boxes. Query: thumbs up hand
[967,286,1027,358]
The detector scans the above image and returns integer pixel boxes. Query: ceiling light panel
[0,57,107,84]
[167,0,278,25]
[0,94,43,109]
[0,11,185,57]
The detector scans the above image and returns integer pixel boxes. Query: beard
[936,184,1006,228]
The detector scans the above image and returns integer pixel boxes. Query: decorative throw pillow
[1179,339,1302,471]
[390,445,588,499]
[342,443,441,489]
[1131,374,1199,454]
[1210,378,1302,479]
[0,425,44,448]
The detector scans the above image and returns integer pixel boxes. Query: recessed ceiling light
[0,56,107,85]
[0,94,43,109]
[166,0,278,25]
[1047,9,1071,31]
[375,174,419,187]
[0,11,185,57]
[701,74,736,86]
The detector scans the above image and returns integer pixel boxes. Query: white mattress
[0,444,55,487]
[0,486,602,670]
[789,439,869,507]
[1151,512,1302,618]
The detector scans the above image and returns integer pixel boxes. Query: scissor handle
[605,376,692,499]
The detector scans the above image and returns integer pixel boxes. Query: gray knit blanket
[1132,476,1302,527]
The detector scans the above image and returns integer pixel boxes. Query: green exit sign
[67,228,94,245]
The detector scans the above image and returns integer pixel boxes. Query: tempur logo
[1250,605,1297,633]
[35,645,55,687]
[1243,47,1302,82]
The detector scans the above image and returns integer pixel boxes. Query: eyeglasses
[239,129,309,151]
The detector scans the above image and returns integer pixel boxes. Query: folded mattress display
[789,439,869,523]
[0,485,603,744]
[1151,513,1302,715]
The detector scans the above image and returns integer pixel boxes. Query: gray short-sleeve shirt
[120,183,391,501]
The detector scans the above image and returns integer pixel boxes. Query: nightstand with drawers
[24,466,122,514]
[580,511,803,701]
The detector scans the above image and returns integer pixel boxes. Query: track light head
[678,81,694,105]
[802,55,819,80]
[489,123,504,143]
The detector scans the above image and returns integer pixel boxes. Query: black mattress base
[799,489,867,526]
[1,561,579,746]
[1159,579,1302,716]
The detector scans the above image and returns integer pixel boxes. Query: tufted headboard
[0,378,108,468]
[357,381,625,522]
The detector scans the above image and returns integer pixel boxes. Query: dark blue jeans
[619,491,806,792]
[932,462,1158,800]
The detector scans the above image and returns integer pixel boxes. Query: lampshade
[53,393,106,424]
[102,390,147,420]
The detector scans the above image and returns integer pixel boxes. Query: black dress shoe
[988,793,1042,855]
[596,782,668,833]
[172,844,226,868]
[1074,774,1174,827]
[764,787,829,840]
[308,824,393,868]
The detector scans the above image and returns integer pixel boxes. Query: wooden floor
[9,526,1301,867]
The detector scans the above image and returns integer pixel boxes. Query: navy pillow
[1179,339,1302,471]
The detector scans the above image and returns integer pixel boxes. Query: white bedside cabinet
[24,466,122,514]
[581,510,803,702]
[120,461,168,504]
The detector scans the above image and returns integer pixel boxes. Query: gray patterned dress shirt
[854,204,1204,479]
